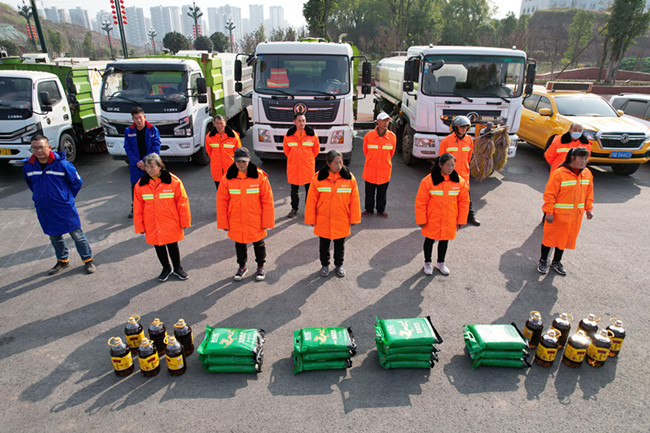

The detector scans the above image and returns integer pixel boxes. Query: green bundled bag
[462,323,531,369]
[380,359,435,369]
[202,363,262,373]
[299,350,354,361]
[293,355,352,374]
[376,342,438,355]
[375,317,443,369]
[198,352,263,366]
[197,326,265,357]
[293,327,356,354]
[377,346,438,363]
[471,358,531,369]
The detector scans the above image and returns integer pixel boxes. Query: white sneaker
[423,262,433,275]
[435,262,450,275]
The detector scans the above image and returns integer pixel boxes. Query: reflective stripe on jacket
[206,126,241,182]
[362,127,396,184]
[217,162,275,243]
[283,125,320,185]
[305,166,361,240]
[133,170,191,246]
[439,133,474,183]
[544,132,592,172]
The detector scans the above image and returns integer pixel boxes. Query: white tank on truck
[374,45,536,165]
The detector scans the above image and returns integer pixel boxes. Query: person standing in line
[133,154,191,282]
[361,112,396,218]
[438,115,480,226]
[124,106,161,218]
[305,150,361,278]
[544,123,591,172]
[23,135,96,275]
[217,147,275,281]
[283,113,319,218]
[206,114,241,191]
[537,147,594,276]
[414,153,470,276]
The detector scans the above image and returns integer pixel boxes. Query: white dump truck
[374,45,536,164]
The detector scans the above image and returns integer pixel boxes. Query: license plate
[610,151,632,158]
[0,148,11,155]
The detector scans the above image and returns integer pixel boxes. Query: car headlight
[582,130,597,141]
[330,130,345,144]
[174,116,192,137]
[414,137,436,148]
[258,129,272,143]
[101,117,119,136]
[21,123,41,143]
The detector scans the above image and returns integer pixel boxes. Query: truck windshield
[422,55,525,99]
[254,54,350,96]
[0,77,32,118]
[555,96,618,117]
[101,71,188,113]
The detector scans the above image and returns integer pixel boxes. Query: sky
[6,0,522,28]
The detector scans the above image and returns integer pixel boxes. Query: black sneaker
[48,260,70,275]
[255,267,265,281]
[173,267,189,280]
[234,267,248,281]
[335,266,346,277]
[537,259,549,274]
[158,267,172,282]
[319,266,330,277]
[287,208,298,218]
[467,215,481,226]
[84,260,96,274]
[551,261,567,276]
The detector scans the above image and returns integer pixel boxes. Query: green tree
[210,32,229,52]
[270,27,298,41]
[563,10,595,68]
[303,0,338,39]
[82,32,94,59]
[440,0,491,46]
[163,32,190,54]
[604,0,650,84]
[255,24,266,43]
[193,35,213,51]
[0,39,19,56]
[47,30,63,57]
[495,12,517,47]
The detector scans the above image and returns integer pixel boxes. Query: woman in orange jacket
[537,147,594,276]
[217,147,275,281]
[305,150,361,278]
[414,153,470,276]
[361,112,396,217]
[284,113,320,218]
[134,154,191,281]
[206,115,241,190]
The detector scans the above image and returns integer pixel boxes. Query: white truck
[234,40,371,164]
[100,53,252,165]
[374,45,536,164]
[0,56,106,163]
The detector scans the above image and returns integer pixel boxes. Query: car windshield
[254,54,350,96]
[555,95,618,116]
[422,55,525,98]
[101,70,188,112]
[0,77,32,110]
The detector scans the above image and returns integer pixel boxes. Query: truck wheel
[192,145,210,166]
[238,111,249,138]
[611,164,640,175]
[401,125,415,166]
[59,133,77,162]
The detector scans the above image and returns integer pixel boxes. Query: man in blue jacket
[23,135,96,275]
[124,106,161,218]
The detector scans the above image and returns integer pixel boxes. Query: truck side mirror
[525,84,533,97]
[362,61,371,84]
[198,94,207,104]
[235,82,243,92]
[404,59,417,82]
[39,91,53,112]
[235,60,242,82]
[526,62,537,85]
[196,77,207,94]
[362,84,371,95]
[403,82,414,92]
[65,76,77,95]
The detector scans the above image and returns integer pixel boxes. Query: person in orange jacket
[134,153,191,281]
[217,147,275,281]
[305,150,361,278]
[537,147,594,276]
[544,123,592,172]
[439,115,480,226]
[361,112,396,218]
[284,113,320,218]
[414,153,470,276]
[206,114,241,190]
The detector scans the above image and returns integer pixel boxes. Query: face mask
[570,132,582,140]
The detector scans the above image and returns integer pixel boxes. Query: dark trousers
[541,244,564,262]
[290,183,310,210]
[320,237,345,267]
[423,237,449,263]
[365,181,389,213]
[131,183,136,205]
[468,199,475,219]
[155,242,181,270]
[214,181,220,191]
[235,239,266,268]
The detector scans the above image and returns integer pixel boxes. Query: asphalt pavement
[0,116,649,431]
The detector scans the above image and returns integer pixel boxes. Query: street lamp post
[188,1,203,40]
[102,19,115,59]
[28,0,47,53]
[148,29,157,55]
[17,2,37,51]
[109,0,129,58]
[225,18,235,53]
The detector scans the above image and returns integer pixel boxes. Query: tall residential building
[68,7,91,30]
[215,5,242,43]
[250,4,264,32]
[207,7,219,36]
[168,7,182,34]
[124,7,147,47]
[150,6,174,40]
[269,6,284,31]
[43,7,60,23]
[92,11,113,34]
[520,0,611,15]
[242,18,251,35]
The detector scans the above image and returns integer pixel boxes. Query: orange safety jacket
[205,125,241,182]
[542,165,593,250]
[217,162,275,244]
[439,132,474,183]
[283,125,320,185]
[362,127,397,185]
[545,132,592,172]
[267,68,289,88]
[414,168,470,241]
[134,170,191,246]
[305,165,361,240]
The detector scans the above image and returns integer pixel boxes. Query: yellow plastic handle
[108,337,121,346]
[609,317,619,326]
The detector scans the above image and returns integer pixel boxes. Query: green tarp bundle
[293,327,356,374]
[375,317,443,369]
[463,323,531,369]
[197,326,265,373]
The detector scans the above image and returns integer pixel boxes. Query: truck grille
[263,99,340,123]
[599,133,646,149]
